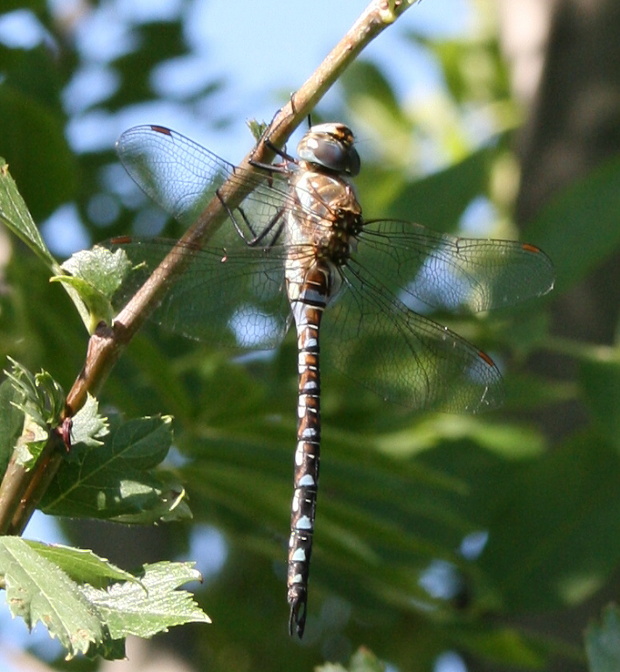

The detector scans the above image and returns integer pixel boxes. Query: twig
[5,0,419,534]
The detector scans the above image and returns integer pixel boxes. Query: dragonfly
[107,121,554,638]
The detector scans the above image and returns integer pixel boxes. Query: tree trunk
[499,2,620,670]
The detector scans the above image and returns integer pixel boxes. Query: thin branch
[5,0,419,534]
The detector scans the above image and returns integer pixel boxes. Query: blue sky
[62,0,473,157]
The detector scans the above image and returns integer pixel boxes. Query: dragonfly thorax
[288,167,362,259]
[285,165,362,308]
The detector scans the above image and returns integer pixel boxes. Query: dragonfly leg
[213,185,284,246]
[214,187,248,241]
[246,212,285,247]
[248,155,291,173]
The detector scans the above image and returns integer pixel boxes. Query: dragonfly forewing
[117,125,292,242]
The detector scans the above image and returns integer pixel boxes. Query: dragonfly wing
[104,238,292,350]
[322,260,503,413]
[359,220,555,313]
[117,125,292,239]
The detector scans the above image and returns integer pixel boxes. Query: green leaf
[41,415,192,523]
[108,21,192,109]
[414,35,510,107]
[586,605,620,672]
[70,393,109,451]
[0,158,57,270]
[452,622,550,668]
[0,74,77,223]
[475,436,620,612]
[13,413,49,467]
[0,0,46,10]
[23,540,138,589]
[246,118,269,142]
[183,423,481,618]
[0,539,209,660]
[0,536,109,659]
[52,246,134,333]
[80,561,210,640]
[63,247,135,298]
[0,157,96,333]
[3,358,66,468]
[378,144,495,230]
[342,59,403,122]
[4,358,65,427]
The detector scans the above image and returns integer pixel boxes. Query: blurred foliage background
[2,1,620,671]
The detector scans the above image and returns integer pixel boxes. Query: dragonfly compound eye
[298,123,361,176]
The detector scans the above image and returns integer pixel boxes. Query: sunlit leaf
[23,540,138,588]
[81,561,210,639]
[0,538,209,660]
[53,246,134,333]
[0,536,109,659]
[0,158,56,269]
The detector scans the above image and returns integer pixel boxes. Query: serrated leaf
[586,605,620,672]
[5,357,65,428]
[70,394,109,450]
[0,536,110,659]
[0,540,208,660]
[81,561,210,639]
[60,247,133,297]
[3,358,66,468]
[23,540,138,589]
[0,158,58,270]
[53,246,134,332]
[41,415,191,523]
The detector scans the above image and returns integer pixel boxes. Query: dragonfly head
[297,122,361,177]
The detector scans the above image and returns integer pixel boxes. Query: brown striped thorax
[285,125,364,305]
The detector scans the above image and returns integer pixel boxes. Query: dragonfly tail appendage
[288,589,308,638]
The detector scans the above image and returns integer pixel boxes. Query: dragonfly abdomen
[287,264,331,638]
